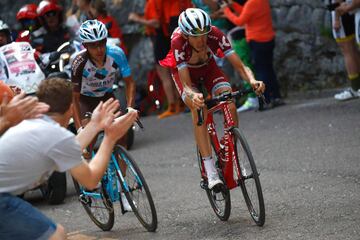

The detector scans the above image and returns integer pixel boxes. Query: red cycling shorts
[171,57,231,101]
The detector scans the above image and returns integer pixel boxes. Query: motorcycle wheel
[41,171,67,205]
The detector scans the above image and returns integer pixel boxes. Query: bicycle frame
[81,150,143,208]
[202,100,242,190]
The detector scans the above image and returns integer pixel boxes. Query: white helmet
[79,20,108,43]
[178,8,211,36]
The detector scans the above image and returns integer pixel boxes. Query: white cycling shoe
[207,172,224,190]
[121,193,133,212]
[334,88,359,101]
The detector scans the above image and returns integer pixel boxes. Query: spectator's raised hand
[104,109,138,143]
[0,92,49,132]
[90,98,121,131]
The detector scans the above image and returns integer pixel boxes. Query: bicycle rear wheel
[113,145,158,232]
[232,128,265,226]
[73,178,114,231]
[197,148,231,221]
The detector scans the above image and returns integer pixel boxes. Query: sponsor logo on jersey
[175,49,185,62]
[219,36,230,50]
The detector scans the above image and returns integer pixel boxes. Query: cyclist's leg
[205,59,238,127]
[172,69,221,188]
[171,68,212,158]
[79,95,100,158]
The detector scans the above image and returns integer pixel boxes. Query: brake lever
[125,108,144,130]
[197,108,204,126]
[135,118,144,130]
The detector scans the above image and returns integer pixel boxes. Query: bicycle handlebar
[196,89,266,126]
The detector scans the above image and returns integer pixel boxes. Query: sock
[203,156,216,175]
[349,74,360,91]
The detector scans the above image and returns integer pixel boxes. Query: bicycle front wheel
[114,145,158,232]
[73,178,114,231]
[232,128,265,226]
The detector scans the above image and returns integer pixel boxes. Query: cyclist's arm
[178,67,204,109]
[72,91,82,129]
[123,75,136,108]
[226,52,256,84]
[71,54,86,129]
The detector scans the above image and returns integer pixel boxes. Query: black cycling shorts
[79,92,115,119]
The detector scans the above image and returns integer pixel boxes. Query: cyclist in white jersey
[71,20,136,133]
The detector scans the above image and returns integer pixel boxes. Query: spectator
[222,0,283,109]
[331,0,360,99]
[0,20,12,47]
[76,0,92,23]
[16,4,41,43]
[129,0,192,119]
[31,0,72,53]
[0,78,137,239]
[89,0,128,54]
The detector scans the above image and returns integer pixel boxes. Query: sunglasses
[189,25,211,36]
[20,19,37,27]
[44,11,57,18]
[84,39,107,49]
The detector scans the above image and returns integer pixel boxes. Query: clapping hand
[104,107,138,142]
[1,92,49,127]
[90,98,121,131]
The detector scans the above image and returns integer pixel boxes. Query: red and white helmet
[37,0,62,17]
[16,4,38,21]
[178,8,212,36]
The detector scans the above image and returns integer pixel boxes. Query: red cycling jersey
[160,26,234,99]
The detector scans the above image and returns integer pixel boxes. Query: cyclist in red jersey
[161,8,265,189]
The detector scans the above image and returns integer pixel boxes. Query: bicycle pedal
[79,194,91,205]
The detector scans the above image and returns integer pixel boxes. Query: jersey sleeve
[171,36,187,70]
[71,52,86,93]
[108,46,131,78]
[211,26,234,57]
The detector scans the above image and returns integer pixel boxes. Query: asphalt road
[27,93,360,240]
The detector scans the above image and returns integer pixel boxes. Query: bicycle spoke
[114,145,157,232]
[73,178,115,231]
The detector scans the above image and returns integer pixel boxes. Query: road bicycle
[196,89,265,225]
[72,119,158,232]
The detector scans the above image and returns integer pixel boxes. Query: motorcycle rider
[0,20,12,47]
[16,4,41,43]
[31,0,72,53]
